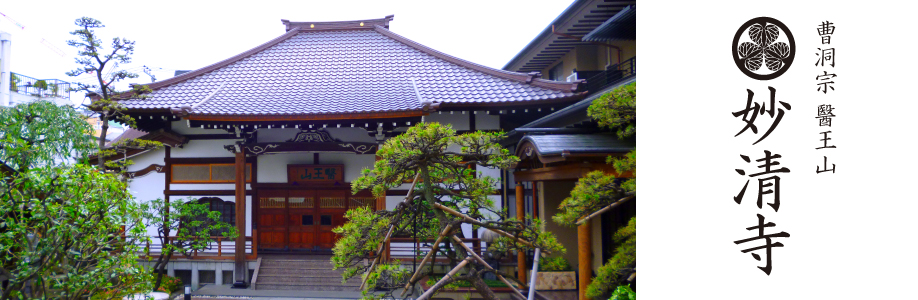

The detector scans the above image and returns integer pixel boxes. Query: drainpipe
[0,32,11,107]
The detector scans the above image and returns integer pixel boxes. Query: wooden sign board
[288,165,344,184]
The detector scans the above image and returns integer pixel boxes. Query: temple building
[106,15,591,291]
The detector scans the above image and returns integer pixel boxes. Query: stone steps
[257,275,360,285]
[254,283,361,292]
[258,267,346,276]
[254,255,363,291]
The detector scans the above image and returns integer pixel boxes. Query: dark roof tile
[122,20,582,116]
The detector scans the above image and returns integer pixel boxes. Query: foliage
[587,83,635,139]
[154,275,183,293]
[140,198,237,290]
[587,217,635,298]
[553,171,628,226]
[609,284,635,300]
[0,101,96,172]
[33,80,48,91]
[66,16,157,170]
[554,83,637,297]
[455,279,507,287]
[10,73,20,91]
[0,101,152,299]
[335,122,562,300]
[539,256,572,272]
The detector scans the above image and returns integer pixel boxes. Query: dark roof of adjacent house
[515,133,634,164]
[582,5,636,42]
[502,0,636,73]
[106,128,147,147]
[520,133,634,156]
[119,16,583,120]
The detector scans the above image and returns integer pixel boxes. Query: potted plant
[531,256,576,290]
[10,73,20,92]
[49,83,59,97]
[32,79,48,96]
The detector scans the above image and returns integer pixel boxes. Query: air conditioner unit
[566,72,578,82]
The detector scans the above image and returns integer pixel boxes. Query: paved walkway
[188,284,365,300]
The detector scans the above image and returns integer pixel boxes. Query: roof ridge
[371,25,582,93]
[282,15,393,32]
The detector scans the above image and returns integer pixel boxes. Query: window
[171,163,251,183]
[548,62,564,81]
[197,197,236,227]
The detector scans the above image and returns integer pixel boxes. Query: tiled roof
[520,134,634,156]
[121,17,582,118]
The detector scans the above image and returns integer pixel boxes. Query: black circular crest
[732,17,795,80]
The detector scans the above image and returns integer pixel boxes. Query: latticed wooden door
[257,190,288,249]
[287,190,317,249]
[316,190,347,249]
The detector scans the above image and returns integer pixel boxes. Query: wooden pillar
[515,183,526,284]
[232,149,248,288]
[578,221,592,300]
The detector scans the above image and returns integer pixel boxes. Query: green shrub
[609,284,635,300]
[539,256,572,272]
[156,275,183,293]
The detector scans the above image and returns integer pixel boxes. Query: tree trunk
[153,250,173,290]
[97,113,108,170]
[419,165,498,300]
[469,272,500,300]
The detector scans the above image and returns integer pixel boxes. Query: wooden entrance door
[287,190,316,249]
[257,190,288,249]
[257,188,376,251]
[316,190,347,249]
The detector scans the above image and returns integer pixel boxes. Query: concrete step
[255,283,361,292]
[260,259,337,268]
[257,275,361,285]
[258,266,346,276]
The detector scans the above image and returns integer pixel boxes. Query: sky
[0,0,574,106]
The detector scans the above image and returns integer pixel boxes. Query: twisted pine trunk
[419,165,498,300]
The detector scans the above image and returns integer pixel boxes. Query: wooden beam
[578,221,592,300]
[513,163,632,182]
[576,195,635,226]
[515,183,526,284]
[450,235,526,299]
[432,203,542,252]
[232,149,248,287]
[416,258,472,300]
[400,224,453,297]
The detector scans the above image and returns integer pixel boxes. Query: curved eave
[582,5,635,42]
[184,110,426,122]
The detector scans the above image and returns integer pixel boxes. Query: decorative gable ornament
[287,129,339,143]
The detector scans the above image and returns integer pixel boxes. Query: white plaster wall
[319,152,376,182]
[170,120,233,135]
[256,127,376,143]
[474,111,500,130]
[256,128,300,143]
[171,139,238,158]
[257,153,315,183]
[425,111,470,130]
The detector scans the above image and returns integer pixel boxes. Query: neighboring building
[100,16,588,292]
[6,72,73,106]
[1,32,73,107]
[501,1,636,300]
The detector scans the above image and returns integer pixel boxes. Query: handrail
[9,72,72,99]
[139,231,258,260]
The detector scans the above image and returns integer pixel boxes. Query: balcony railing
[579,56,636,96]
[9,72,72,99]
[140,229,258,260]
